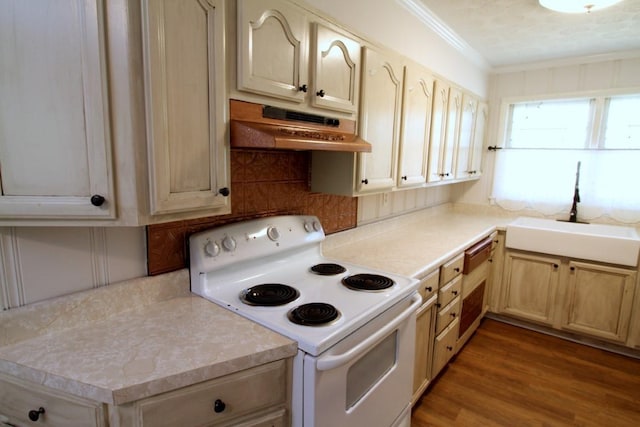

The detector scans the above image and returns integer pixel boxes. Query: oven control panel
[189,215,325,273]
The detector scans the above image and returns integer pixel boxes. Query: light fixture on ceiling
[539,0,623,13]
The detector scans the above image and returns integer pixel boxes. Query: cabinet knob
[451,312,457,318]
[553,264,559,269]
[316,89,325,97]
[298,84,308,93]
[361,178,369,185]
[28,407,45,422]
[570,266,575,271]
[425,286,432,292]
[218,187,230,197]
[446,346,453,351]
[452,290,458,296]
[213,399,226,413]
[90,194,105,207]
[454,267,460,273]
[435,303,441,308]
[401,176,407,181]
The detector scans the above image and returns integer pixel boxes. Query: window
[492,93,640,223]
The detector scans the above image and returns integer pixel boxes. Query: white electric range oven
[189,215,420,427]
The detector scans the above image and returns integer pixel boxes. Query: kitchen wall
[453,54,640,222]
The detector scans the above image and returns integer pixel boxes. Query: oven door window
[346,331,397,409]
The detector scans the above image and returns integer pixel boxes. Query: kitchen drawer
[0,373,106,427]
[436,295,461,335]
[463,236,493,274]
[438,274,462,309]
[432,317,460,378]
[137,360,287,427]
[440,253,464,285]
[417,270,439,303]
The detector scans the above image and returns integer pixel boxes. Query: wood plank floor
[411,319,640,426]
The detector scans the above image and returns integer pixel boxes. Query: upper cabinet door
[237,0,309,103]
[454,94,478,179]
[398,65,434,188]
[143,0,229,215]
[442,87,462,181]
[469,101,488,177]
[357,48,403,193]
[427,80,450,183]
[311,24,361,113]
[0,0,115,220]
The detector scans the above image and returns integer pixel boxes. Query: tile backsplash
[147,149,357,275]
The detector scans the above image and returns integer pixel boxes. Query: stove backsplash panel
[147,149,357,275]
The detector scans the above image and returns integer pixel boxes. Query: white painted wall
[453,55,640,208]
[301,0,489,97]
[0,227,146,309]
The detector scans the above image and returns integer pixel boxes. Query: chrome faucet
[568,161,581,223]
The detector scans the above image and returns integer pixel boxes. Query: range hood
[229,100,372,153]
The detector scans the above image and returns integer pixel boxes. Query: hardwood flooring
[411,319,640,426]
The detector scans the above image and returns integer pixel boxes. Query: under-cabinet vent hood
[229,100,372,153]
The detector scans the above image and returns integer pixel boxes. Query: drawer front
[441,253,464,285]
[138,360,287,427]
[436,295,461,335]
[432,317,460,378]
[0,374,105,427]
[438,275,462,309]
[417,270,439,303]
[463,236,493,274]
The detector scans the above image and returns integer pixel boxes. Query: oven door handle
[316,293,422,371]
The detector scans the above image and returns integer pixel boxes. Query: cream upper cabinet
[142,0,229,215]
[427,81,461,183]
[237,0,360,114]
[356,48,403,193]
[311,23,361,113]
[398,64,434,188]
[237,0,309,103]
[468,101,488,177]
[500,251,561,326]
[559,261,636,343]
[453,94,478,179]
[0,0,115,220]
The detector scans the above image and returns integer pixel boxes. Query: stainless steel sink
[505,217,640,266]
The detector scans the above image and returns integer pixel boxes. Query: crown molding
[396,0,490,70]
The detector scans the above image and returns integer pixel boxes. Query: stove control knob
[304,222,313,233]
[221,236,236,252]
[312,220,322,232]
[267,226,280,241]
[204,241,220,257]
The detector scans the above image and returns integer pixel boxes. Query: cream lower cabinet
[412,270,438,404]
[1,360,290,427]
[500,249,638,345]
[500,251,560,326]
[559,260,636,343]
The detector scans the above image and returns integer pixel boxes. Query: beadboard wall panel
[0,227,146,309]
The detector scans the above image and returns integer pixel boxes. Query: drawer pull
[446,346,453,351]
[454,267,460,273]
[213,399,226,413]
[425,286,433,292]
[28,407,45,422]
[452,290,458,296]
[450,312,457,318]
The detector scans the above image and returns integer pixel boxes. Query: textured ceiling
[417,0,640,68]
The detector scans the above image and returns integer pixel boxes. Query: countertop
[323,205,513,278]
[0,205,514,407]
[0,270,297,405]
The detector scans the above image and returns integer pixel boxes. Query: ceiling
[416,0,640,69]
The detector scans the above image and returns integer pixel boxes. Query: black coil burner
[287,302,340,326]
[310,263,347,276]
[240,284,300,306]
[342,274,395,291]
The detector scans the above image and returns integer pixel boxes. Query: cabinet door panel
[0,0,114,219]
[469,101,488,176]
[562,261,636,342]
[398,66,433,187]
[143,0,228,214]
[413,301,435,400]
[427,81,449,183]
[237,0,308,102]
[454,94,478,179]
[357,48,402,192]
[501,251,560,325]
[442,87,461,181]
[312,24,360,113]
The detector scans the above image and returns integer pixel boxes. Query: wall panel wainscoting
[412,319,640,426]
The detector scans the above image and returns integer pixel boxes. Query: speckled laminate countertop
[323,205,514,278]
[0,270,297,405]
